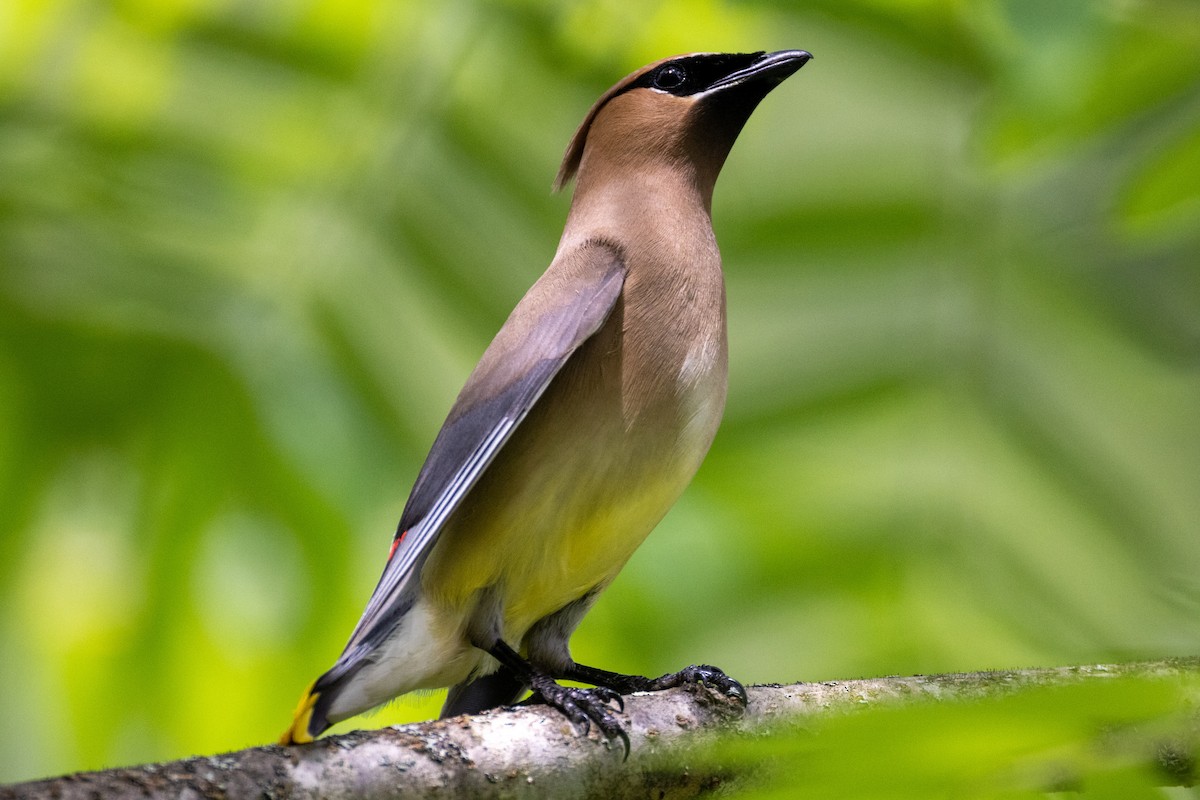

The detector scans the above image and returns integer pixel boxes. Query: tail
[278,643,378,745]
[278,546,425,745]
[279,680,322,745]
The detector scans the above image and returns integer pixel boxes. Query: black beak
[705,49,813,94]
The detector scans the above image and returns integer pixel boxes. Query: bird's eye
[653,64,687,91]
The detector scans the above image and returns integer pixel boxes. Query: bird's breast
[618,248,728,450]
[673,323,728,461]
[423,233,728,640]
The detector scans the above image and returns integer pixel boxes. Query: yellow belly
[420,405,700,629]
[420,316,726,645]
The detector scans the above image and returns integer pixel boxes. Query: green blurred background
[1,0,1198,787]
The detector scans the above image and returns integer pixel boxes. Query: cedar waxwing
[281,49,811,749]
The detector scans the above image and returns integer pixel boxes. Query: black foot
[529,674,630,758]
[562,661,749,706]
[644,664,749,705]
[487,639,631,758]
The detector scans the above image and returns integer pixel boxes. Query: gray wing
[316,241,625,688]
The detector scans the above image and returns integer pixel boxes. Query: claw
[649,664,748,706]
[602,720,632,761]
[594,685,625,712]
[724,679,749,705]
[530,676,630,758]
[696,664,749,705]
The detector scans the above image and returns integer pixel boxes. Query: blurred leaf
[705,673,1196,799]
[1121,124,1200,236]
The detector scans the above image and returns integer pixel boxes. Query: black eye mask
[627,52,767,98]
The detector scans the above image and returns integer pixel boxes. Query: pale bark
[3,658,1197,800]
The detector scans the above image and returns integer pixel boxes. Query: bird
[280,49,812,750]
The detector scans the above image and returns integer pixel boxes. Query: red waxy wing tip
[387,532,407,561]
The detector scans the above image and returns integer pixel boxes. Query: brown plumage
[281,49,811,750]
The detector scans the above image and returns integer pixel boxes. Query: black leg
[488,640,631,758]
[559,661,749,706]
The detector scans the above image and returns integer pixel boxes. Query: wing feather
[315,241,625,687]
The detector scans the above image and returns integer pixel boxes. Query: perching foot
[528,674,630,758]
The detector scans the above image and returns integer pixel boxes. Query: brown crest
[553,54,714,192]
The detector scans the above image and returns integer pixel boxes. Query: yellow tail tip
[279,682,319,746]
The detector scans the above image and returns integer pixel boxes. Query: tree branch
[4,658,1197,799]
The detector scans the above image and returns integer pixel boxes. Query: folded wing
[316,241,626,691]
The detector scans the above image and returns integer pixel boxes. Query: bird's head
[554,50,812,198]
